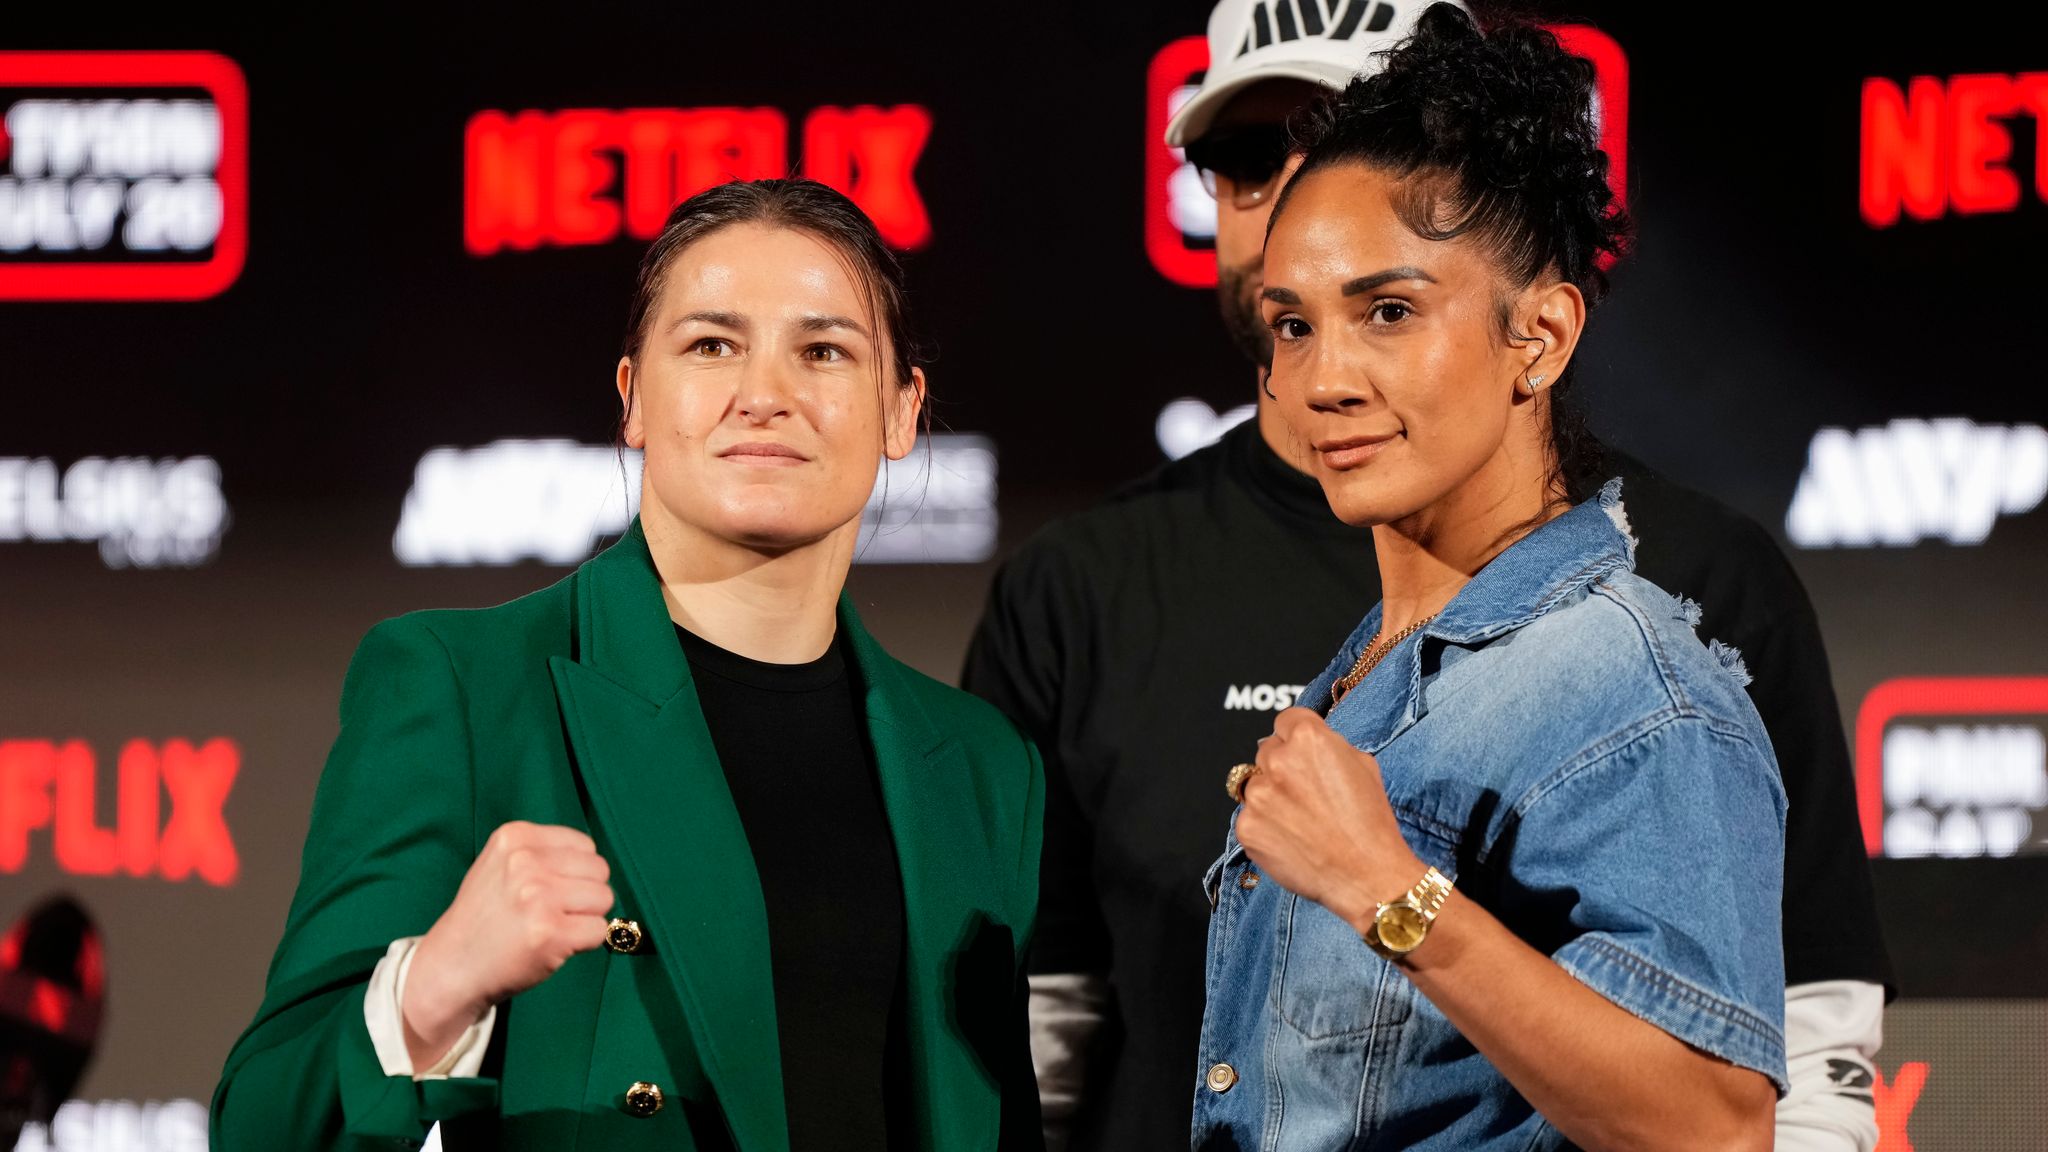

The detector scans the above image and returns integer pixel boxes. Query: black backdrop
[3,3,2045,1147]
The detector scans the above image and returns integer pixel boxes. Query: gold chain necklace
[1330,613,1437,704]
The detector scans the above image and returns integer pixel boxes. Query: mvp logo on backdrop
[1143,20,1627,287]
[393,434,996,566]
[1786,419,2047,548]
[465,105,932,255]
[1861,71,2048,227]
[0,51,247,301]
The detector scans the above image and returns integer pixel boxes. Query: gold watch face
[1375,902,1430,953]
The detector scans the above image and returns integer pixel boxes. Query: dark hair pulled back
[1277,2,1632,501]
[621,177,924,401]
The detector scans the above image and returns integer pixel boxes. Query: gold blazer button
[605,918,646,954]
[623,1081,664,1117]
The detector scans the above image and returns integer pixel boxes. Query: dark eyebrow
[1260,286,1301,305]
[797,313,870,339]
[668,309,747,334]
[1342,267,1436,295]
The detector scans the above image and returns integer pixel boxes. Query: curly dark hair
[1273,2,1632,502]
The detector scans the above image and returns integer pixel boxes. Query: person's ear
[1514,281,1585,395]
[884,367,927,461]
[616,357,646,448]
[1278,149,1306,191]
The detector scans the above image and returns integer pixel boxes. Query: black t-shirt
[961,418,1893,1152]
[678,624,907,1152]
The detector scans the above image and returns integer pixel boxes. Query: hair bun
[1480,110,1549,189]
[1286,3,1628,293]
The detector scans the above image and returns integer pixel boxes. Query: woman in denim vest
[1196,7,1788,1150]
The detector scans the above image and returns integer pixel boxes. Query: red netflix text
[1860,72,2048,227]
[465,105,933,255]
[0,738,239,886]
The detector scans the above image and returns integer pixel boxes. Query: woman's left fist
[1234,707,1424,932]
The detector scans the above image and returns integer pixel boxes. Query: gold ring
[1225,762,1260,804]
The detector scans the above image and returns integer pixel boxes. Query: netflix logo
[464,104,932,256]
[1860,72,2048,227]
[0,738,239,887]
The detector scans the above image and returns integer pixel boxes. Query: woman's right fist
[402,821,613,1068]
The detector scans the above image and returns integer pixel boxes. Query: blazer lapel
[549,523,786,1152]
[839,596,958,946]
[839,601,1000,1150]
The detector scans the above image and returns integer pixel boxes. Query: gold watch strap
[1405,866,1453,921]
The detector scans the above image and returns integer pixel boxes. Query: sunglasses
[1183,124,1295,209]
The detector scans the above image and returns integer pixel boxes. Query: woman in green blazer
[212,179,1044,1151]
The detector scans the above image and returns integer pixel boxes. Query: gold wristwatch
[1364,866,1454,957]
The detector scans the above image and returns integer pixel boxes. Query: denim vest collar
[1425,476,1636,648]
[1303,477,1636,746]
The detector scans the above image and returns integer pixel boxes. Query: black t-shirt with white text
[961,418,1892,1152]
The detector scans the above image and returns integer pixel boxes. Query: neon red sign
[1143,26,1628,287]
[1144,36,1215,288]
[0,903,103,1045]
[1874,1062,1927,1152]
[1861,73,2048,227]
[465,105,932,255]
[1854,676,2048,857]
[0,738,239,886]
[0,51,248,301]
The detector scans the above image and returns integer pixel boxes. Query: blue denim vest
[1193,480,1789,1151]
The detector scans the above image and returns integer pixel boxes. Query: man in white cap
[963,1,1891,1149]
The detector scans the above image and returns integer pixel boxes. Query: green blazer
[212,522,1045,1151]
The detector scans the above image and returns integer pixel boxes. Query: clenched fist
[1235,708,1425,935]
[403,821,614,1068]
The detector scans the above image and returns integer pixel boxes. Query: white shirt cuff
[1774,979,1885,1152]
[1028,971,1111,1152]
[364,936,496,1080]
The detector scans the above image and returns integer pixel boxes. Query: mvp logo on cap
[1144,10,1627,287]
[0,52,248,301]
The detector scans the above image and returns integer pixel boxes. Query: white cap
[1165,0,1470,147]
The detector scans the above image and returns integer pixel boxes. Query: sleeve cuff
[365,936,497,1080]
[1773,981,1883,1152]
[1028,970,1109,1132]
[1554,934,1790,1095]
[338,978,498,1142]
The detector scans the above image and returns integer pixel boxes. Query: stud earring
[1522,336,1549,395]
